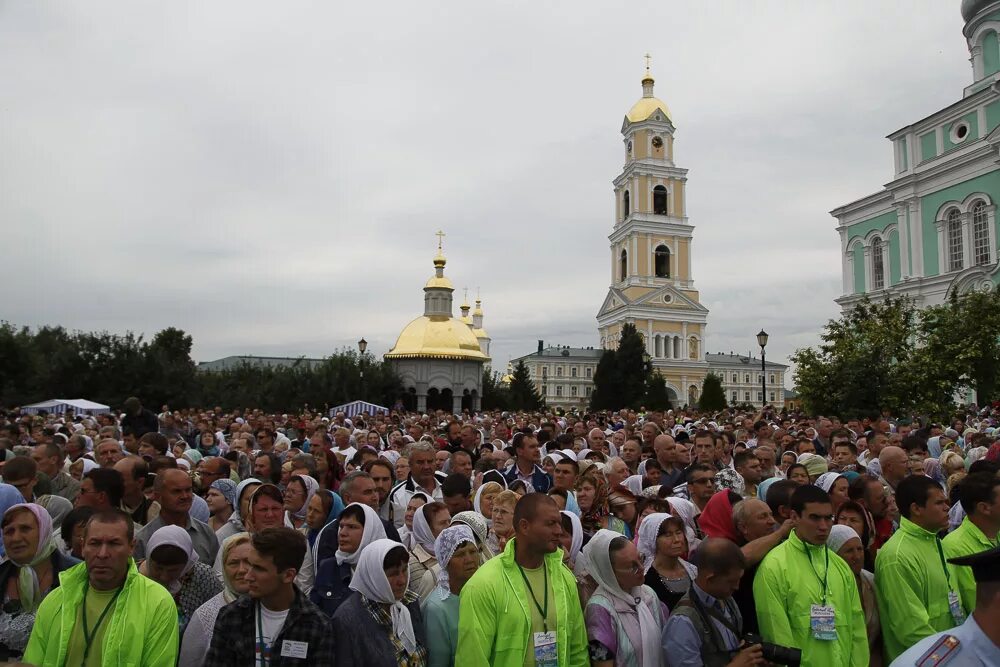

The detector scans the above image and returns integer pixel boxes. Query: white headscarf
[826,524,861,554]
[410,504,438,554]
[622,475,644,496]
[636,512,672,573]
[582,529,664,667]
[335,503,386,566]
[288,474,320,521]
[560,510,583,565]
[473,482,502,522]
[350,538,418,655]
[433,525,475,599]
[4,504,56,612]
[146,524,197,595]
[665,498,700,550]
[814,472,844,493]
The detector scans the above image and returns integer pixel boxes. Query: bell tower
[596,57,710,407]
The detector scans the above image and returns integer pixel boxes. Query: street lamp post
[756,329,768,410]
[357,338,368,399]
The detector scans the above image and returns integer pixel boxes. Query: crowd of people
[0,396,999,665]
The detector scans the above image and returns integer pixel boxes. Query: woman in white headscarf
[828,523,881,666]
[0,503,78,661]
[422,526,479,667]
[637,513,697,612]
[815,472,850,514]
[282,474,319,531]
[179,533,252,666]
[408,502,451,602]
[583,529,667,667]
[138,524,222,632]
[332,538,428,666]
[310,502,386,616]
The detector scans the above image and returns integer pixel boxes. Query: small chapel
[384,233,490,412]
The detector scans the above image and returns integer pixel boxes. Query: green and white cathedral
[834,0,1000,310]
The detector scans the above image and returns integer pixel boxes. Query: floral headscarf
[577,471,610,536]
[714,468,746,497]
[433,525,476,599]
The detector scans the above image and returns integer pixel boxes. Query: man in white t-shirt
[204,528,334,665]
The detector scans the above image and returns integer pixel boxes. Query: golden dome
[425,274,455,290]
[385,316,490,361]
[626,65,671,123]
[472,327,489,339]
[626,96,671,123]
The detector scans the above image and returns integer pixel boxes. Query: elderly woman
[449,511,494,562]
[584,529,667,667]
[311,502,386,616]
[178,533,251,665]
[205,479,236,533]
[828,524,881,666]
[779,450,798,474]
[0,503,79,661]
[785,463,810,486]
[486,490,518,554]
[472,481,503,524]
[422,525,479,667]
[332,538,428,667]
[400,492,430,549]
[68,457,98,482]
[306,489,342,547]
[215,477,261,543]
[408,502,452,601]
[283,474,320,531]
[639,513,697,611]
[139,524,222,632]
[577,472,628,539]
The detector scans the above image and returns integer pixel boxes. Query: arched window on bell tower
[620,249,628,281]
[653,185,668,215]
[654,245,671,278]
[623,190,630,218]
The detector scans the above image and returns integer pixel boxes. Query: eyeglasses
[612,560,644,575]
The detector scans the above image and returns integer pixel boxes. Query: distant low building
[705,353,788,409]
[511,343,603,410]
[196,355,325,372]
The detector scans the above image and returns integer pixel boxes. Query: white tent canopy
[20,398,111,415]
[328,400,389,418]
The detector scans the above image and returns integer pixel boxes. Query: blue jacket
[502,464,552,493]
[311,558,353,617]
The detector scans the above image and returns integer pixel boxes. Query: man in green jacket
[943,471,1000,613]
[456,493,588,667]
[24,508,179,666]
[875,474,961,662]
[754,484,868,666]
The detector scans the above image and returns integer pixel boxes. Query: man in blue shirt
[662,537,764,667]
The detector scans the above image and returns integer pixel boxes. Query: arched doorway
[427,387,453,413]
[402,387,417,411]
[461,389,473,412]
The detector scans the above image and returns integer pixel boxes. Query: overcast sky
[0,1,972,387]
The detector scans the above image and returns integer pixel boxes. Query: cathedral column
[895,204,910,279]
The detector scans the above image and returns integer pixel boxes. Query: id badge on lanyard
[810,604,837,641]
[533,631,558,667]
[948,591,966,626]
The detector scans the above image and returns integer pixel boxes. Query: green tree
[791,297,920,417]
[507,360,543,411]
[698,372,727,412]
[644,373,673,411]
[616,324,650,409]
[590,349,621,410]
[913,286,1000,406]
[481,367,510,410]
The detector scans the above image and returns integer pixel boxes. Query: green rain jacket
[24,559,179,666]
[875,517,960,662]
[753,530,868,667]
[455,538,588,667]
[943,516,999,614]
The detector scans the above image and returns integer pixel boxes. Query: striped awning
[328,400,389,418]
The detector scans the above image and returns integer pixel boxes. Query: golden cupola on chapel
[384,232,488,412]
[596,56,709,408]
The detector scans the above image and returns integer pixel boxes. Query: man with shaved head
[878,445,910,493]
[133,468,218,564]
[653,433,684,490]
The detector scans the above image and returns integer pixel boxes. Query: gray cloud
[0,1,970,388]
